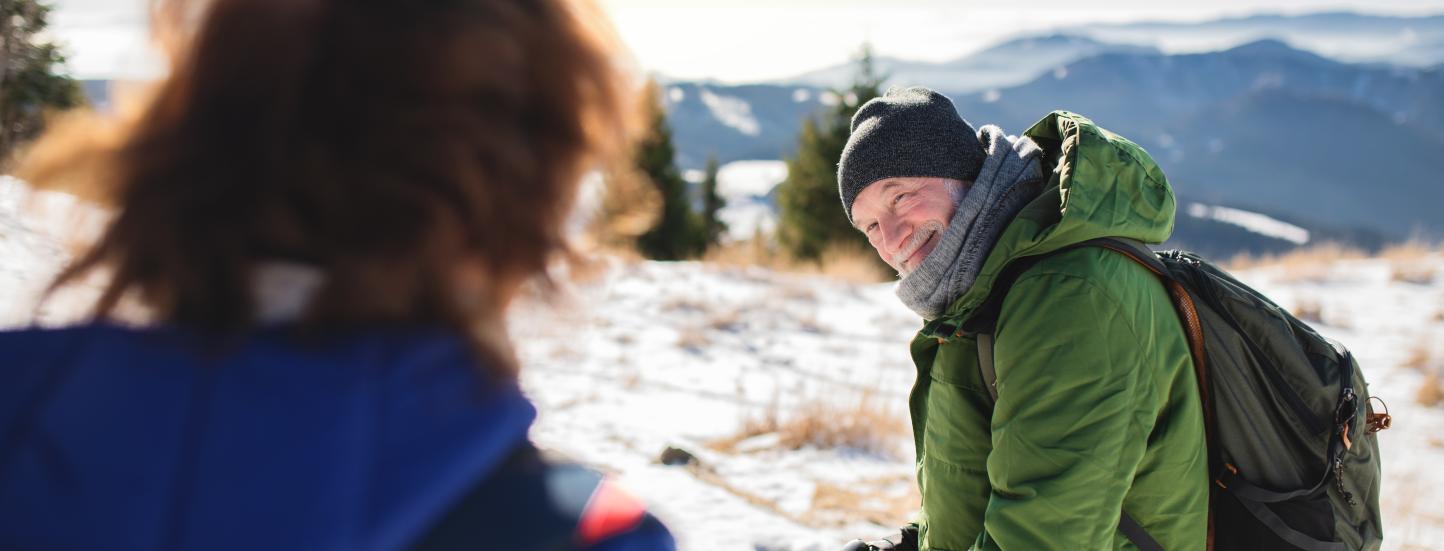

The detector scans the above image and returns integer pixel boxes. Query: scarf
[896,125,1046,319]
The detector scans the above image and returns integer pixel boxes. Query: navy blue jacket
[0,324,674,551]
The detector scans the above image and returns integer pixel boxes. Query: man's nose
[880,216,910,254]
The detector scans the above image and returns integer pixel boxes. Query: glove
[841,525,918,551]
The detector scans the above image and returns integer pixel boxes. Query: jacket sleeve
[972,271,1156,550]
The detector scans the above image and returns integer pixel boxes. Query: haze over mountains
[651,12,1444,255]
[73,12,1442,256]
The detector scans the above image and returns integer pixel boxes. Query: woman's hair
[19,0,636,377]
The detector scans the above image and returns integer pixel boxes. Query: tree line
[596,47,885,266]
[4,2,881,272]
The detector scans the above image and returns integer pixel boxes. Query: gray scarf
[896,126,1045,319]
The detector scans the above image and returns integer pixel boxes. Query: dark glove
[841,525,918,551]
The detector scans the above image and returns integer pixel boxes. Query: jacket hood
[0,324,534,551]
[936,111,1176,322]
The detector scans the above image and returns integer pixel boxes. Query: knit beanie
[837,87,986,222]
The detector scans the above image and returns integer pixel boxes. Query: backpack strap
[964,237,1210,551]
[410,443,650,551]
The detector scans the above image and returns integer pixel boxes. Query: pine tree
[775,45,885,262]
[700,155,726,247]
[635,82,705,260]
[0,0,83,167]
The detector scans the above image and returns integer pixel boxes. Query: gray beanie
[837,87,986,222]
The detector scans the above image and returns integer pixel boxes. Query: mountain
[777,34,1156,93]
[660,82,828,169]
[1064,11,1444,67]
[945,39,1444,238]
[658,38,1444,250]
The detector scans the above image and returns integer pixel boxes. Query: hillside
[776,34,1157,94]
[3,178,1443,549]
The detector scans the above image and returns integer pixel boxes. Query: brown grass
[804,476,920,528]
[711,389,910,458]
[675,327,710,350]
[1417,370,1443,408]
[1403,345,1431,372]
[706,308,744,332]
[1380,240,1441,285]
[703,239,892,284]
[1292,298,1323,324]
[1225,242,1368,282]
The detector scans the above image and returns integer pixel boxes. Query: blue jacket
[0,324,674,551]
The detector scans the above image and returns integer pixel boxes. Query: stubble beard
[892,220,946,278]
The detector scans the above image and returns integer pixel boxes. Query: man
[838,87,1209,550]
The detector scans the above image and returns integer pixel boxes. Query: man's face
[851,177,963,277]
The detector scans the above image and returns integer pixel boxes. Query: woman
[0,0,672,549]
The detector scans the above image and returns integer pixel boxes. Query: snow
[715,160,788,242]
[699,88,761,136]
[1186,202,1311,245]
[3,177,1443,549]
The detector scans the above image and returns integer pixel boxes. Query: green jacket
[907,112,1209,550]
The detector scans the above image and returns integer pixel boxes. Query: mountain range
[649,13,1444,253]
[73,12,1444,255]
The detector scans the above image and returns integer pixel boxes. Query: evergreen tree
[635,82,705,260]
[700,155,726,247]
[775,45,884,262]
[0,0,83,167]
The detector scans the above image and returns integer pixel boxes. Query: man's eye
[866,223,878,233]
[893,192,909,205]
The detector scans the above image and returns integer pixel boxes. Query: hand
[841,525,918,551]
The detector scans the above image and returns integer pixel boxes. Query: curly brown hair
[18,0,637,378]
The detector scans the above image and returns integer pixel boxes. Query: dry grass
[706,308,744,332]
[704,239,892,284]
[1419,370,1443,408]
[804,476,920,528]
[1380,240,1441,285]
[675,327,710,350]
[1403,345,1432,372]
[1225,242,1368,282]
[1292,298,1323,324]
[711,389,909,459]
[813,244,893,284]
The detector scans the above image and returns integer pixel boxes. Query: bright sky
[44,0,1444,82]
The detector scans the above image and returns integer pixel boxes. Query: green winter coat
[907,111,1209,550]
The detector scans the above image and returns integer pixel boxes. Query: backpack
[965,237,1390,551]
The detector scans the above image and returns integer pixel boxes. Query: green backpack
[967,237,1390,551]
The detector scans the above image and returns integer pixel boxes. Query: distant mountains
[71,12,1444,255]
[1062,11,1444,68]
[648,14,1444,253]
[776,34,1158,94]
[943,39,1444,238]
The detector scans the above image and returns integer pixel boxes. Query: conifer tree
[0,0,83,166]
[775,45,884,262]
[635,82,705,260]
[700,155,726,247]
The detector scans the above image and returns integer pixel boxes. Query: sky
[42,0,1444,82]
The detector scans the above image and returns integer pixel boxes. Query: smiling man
[837,88,1208,551]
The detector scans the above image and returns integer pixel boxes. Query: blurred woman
[0,0,672,549]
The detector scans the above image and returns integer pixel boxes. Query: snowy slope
[2,178,1442,549]
[511,252,1444,550]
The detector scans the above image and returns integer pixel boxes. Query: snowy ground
[3,176,1442,550]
